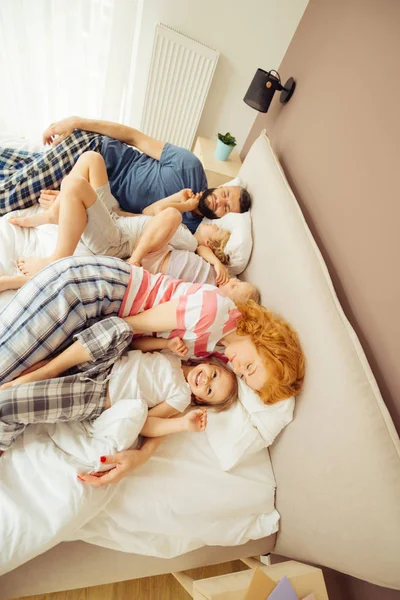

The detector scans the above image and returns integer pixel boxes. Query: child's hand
[184,409,207,432]
[183,191,200,212]
[167,336,188,357]
[214,261,230,285]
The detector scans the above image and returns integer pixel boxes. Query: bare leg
[17,176,97,276]
[9,151,108,230]
[128,207,182,265]
[16,152,110,276]
[0,275,30,293]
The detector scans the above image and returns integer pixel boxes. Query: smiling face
[205,186,241,217]
[187,361,235,405]
[224,335,269,392]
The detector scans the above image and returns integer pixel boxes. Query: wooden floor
[16,560,249,600]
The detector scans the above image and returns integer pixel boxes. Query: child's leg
[8,151,108,230]
[128,207,182,265]
[16,175,98,276]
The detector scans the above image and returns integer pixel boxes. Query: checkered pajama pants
[0,255,132,385]
[0,130,103,215]
[0,316,133,450]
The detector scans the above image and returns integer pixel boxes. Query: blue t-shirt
[100,138,207,233]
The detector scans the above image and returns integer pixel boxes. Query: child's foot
[9,213,50,229]
[17,256,53,276]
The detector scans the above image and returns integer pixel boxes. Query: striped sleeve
[159,290,240,358]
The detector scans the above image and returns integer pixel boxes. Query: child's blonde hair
[190,356,238,412]
[209,229,231,265]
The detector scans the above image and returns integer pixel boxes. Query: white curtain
[0,0,139,142]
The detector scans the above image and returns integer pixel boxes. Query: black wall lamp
[243,68,296,113]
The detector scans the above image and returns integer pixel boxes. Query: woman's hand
[77,449,146,487]
[214,261,230,286]
[167,336,188,357]
[183,409,207,432]
[42,116,80,146]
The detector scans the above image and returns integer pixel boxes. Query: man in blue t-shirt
[39,117,252,233]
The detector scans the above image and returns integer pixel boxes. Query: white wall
[128,0,309,150]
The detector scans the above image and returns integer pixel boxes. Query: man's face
[205,186,241,217]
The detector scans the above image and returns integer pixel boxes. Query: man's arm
[43,116,165,161]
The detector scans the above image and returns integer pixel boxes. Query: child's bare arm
[140,409,207,437]
[196,245,230,285]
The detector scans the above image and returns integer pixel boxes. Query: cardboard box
[192,560,329,600]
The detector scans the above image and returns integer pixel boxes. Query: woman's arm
[131,336,188,357]
[78,437,164,487]
[124,299,180,334]
[42,116,165,160]
[130,337,170,352]
[0,340,91,389]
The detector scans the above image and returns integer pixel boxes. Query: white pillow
[205,375,295,471]
[202,177,253,275]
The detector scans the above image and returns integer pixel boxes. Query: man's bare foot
[17,256,53,276]
[0,275,30,293]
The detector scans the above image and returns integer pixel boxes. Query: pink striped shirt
[118,266,240,358]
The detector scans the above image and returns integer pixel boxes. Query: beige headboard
[239,132,400,589]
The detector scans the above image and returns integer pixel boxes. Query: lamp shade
[243,68,282,113]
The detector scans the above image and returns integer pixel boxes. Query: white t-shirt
[108,349,191,412]
[116,215,198,253]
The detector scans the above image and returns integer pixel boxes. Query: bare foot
[17,256,53,276]
[8,211,55,229]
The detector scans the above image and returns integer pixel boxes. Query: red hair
[236,301,305,404]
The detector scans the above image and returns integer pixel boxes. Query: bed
[0,132,399,598]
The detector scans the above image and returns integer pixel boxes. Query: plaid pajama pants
[0,255,132,385]
[0,316,133,450]
[0,130,103,215]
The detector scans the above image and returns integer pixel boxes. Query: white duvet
[0,401,278,575]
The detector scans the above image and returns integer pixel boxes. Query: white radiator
[140,23,219,150]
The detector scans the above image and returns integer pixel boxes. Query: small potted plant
[215,132,237,161]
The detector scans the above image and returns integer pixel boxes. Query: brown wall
[242,0,400,433]
[242,1,400,598]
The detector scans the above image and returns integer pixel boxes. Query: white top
[108,349,191,412]
[116,215,198,252]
